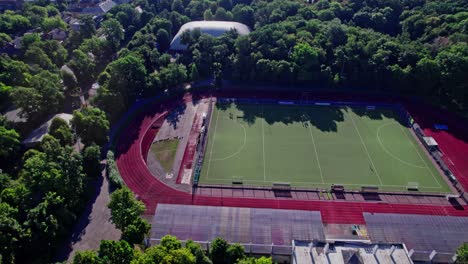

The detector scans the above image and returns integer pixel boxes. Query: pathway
[55,163,121,262]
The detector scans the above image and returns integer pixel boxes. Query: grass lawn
[198,101,452,193]
[151,139,179,173]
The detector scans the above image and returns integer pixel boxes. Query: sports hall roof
[170,21,251,50]
[150,204,324,252]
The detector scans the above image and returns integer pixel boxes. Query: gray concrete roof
[22,113,73,146]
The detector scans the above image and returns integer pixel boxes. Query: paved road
[55,163,121,262]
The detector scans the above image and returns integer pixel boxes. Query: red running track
[405,102,468,191]
[116,93,468,224]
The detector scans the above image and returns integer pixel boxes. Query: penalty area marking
[211,117,247,161]
[376,123,429,169]
[397,124,442,188]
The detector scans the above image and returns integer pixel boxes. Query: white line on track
[349,112,384,186]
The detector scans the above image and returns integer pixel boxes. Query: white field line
[398,125,442,187]
[376,123,426,168]
[205,108,220,179]
[261,105,266,182]
[211,119,247,161]
[349,113,384,186]
[307,122,325,184]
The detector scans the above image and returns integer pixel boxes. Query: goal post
[232,176,244,185]
[406,182,419,191]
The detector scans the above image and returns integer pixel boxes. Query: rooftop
[293,241,412,264]
[22,113,73,146]
[170,21,251,50]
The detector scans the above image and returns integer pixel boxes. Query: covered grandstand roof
[170,21,251,50]
[150,204,324,254]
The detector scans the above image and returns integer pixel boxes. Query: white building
[170,21,251,51]
[292,241,413,264]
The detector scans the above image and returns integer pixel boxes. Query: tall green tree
[108,187,145,230]
[102,18,124,52]
[82,144,101,178]
[457,243,468,263]
[209,238,229,264]
[49,117,73,146]
[72,250,100,264]
[11,71,64,119]
[98,240,134,264]
[71,107,110,146]
[0,125,20,165]
[95,54,147,116]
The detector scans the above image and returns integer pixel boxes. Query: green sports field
[198,101,452,193]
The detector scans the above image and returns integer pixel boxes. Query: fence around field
[190,97,466,199]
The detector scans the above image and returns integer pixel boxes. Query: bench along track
[115,91,468,224]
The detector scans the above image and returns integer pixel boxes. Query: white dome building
[170,21,251,51]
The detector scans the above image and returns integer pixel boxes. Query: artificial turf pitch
[198,102,451,193]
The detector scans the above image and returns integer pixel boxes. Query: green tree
[22,136,85,208]
[0,202,23,264]
[11,71,64,119]
[0,11,31,34]
[71,107,110,146]
[214,8,233,21]
[61,66,78,94]
[24,45,55,70]
[190,63,200,81]
[226,244,245,264]
[171,0,184,13]
[186,240,213,264]
[210,237,229,264]
[232,5,254,28]
[0,125,20,164]
[457,243,468,263]
[108,187,145,231]
[98,240,134,264]
[290,43,321,81]
[121,217,150,245]
[25,192,69,254]
[69,49,96,85]
[158,63,187,90]
[82,144,101,178]
[0,33,12,48]
[0,55,31,86]
[156,29,171,52]
[73,250,100,264]
[79,15,96,39]
[49,117,73,146]
[102,18,124,52]
[95,54,147,113]
[41,16,67,31]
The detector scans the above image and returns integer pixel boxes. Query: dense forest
[0,0,467,262]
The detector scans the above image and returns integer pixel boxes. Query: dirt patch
[151,139,180,173]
